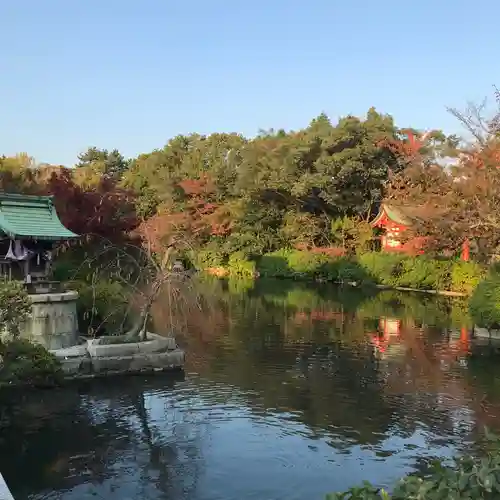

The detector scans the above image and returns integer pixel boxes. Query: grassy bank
[198,250,486,296]
[469,266,500,329]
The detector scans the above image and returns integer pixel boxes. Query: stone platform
[0,473,14,499]
[49,333,185,378]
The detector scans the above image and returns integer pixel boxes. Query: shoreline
[203,269,470,297]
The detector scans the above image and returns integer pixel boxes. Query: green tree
[0,280,31,339]
[76,147,130,180]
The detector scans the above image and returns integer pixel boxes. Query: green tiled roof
[0,193,79,241]
[371,203,415,227]
[382,204,412,226]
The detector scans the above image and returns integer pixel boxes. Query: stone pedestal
[21,290,79,350]
[50,333,185,377]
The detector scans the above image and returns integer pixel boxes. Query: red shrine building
[371,204,425,254]
[371,203,470,260]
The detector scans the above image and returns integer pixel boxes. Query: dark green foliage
[357,252,406,286]
[191,248,226,271]
[469,272,500,328]
[0,279,31,338]
[76,146,130,180]
[285,250,329,276]
[258,249,344,280]
[452,261,486,294]
[358,253,483,293]
[396,257,452,290]
[0,281,62,388]
[331,257,374,282]
[120,110,406,255]
[257,250,293,278]
[254,250,480,294]
[0,339,63,387]
[71,279,130,336]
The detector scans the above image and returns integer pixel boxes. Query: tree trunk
[124,304,150,341]
[124,281,162,342]
[139,310,149,342]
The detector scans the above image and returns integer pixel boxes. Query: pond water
[2,279,500,500]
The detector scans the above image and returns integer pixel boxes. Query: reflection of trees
[162,279,500,457]
[166,282,395,449]
[4,280,499,498]
[0,375,206,499]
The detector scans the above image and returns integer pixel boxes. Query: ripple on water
[2,283,500,499]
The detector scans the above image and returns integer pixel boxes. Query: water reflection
[2,280,500,499]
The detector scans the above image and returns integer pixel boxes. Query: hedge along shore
[200,250,486,297]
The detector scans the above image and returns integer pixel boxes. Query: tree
[118,109,405,258]
[76,232,209,342]
[44,169,138,241]
[2,106,453,263]
[331,216,374,255]
[0,280,31,339]
[0,154,38,193]
[384,91,500,257]
[76,147,130,181]
[234,108,401,220]
[280,210,330,248]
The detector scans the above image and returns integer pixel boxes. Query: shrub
[358,252,406,286]
[358,253,480,292]
[0,339,63,387]
[451,261,486,294]
[71,279,130,336]
[258,250,378,283]
[334,257,372,282]
[192,248,225,271]
[469,272,500,328]
[258,250,292,278]
[316,260,342,281]
[0,279,31,339]
[228,252,256,278]
[397,257,452,290]
[286,250,329,276]
[327,431,500,498]
[259,250,348,280]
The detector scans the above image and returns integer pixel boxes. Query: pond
[2,279,500,500]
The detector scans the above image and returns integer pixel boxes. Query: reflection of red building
[370,317,402,355]
[294,310,346,323]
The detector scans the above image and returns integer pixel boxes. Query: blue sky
[2,0,499,166]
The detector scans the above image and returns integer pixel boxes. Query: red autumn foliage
[460,141,500,170]
[135,212,186,253]
[178,176,214,196]
[136,176,232,253]
[378,130,433,166]
[42,170,139,242]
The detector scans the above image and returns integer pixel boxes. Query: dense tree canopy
[385,93,500,259]
[3,100,495,261]
[119,108,409,255]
